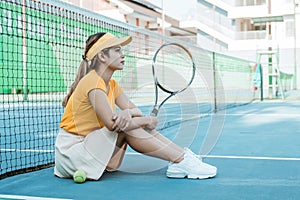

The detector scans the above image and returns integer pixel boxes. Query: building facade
[61,0,299,89]
[182,0,299,89]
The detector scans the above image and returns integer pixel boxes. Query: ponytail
[61,32,106,107]
[62,58,90,107]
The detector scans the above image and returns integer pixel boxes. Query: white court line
[0,149,54,153]
[222,113,300,116]
[126,152,300,161]
[0,194,71,200]
[0,102,59,109]
[2,149,300,161]
[168,113,300,117]
[204,155,300,161]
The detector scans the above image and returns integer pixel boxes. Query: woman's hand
[130,107,143,117]
[112,109,132,132]
[145,116,158,131]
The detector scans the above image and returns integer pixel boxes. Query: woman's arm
[113,93,157,132]
[89,89,157,132]
[115,93,142,117]
[88,89,116,131]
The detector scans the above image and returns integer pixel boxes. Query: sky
[147,0,198,20]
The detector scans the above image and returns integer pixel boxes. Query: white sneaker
[166,148,217,179]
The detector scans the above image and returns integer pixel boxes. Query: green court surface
[0,99,299,200]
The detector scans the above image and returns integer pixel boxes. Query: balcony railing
[222,0,266,6]
[235,30,266,40]
[196,13,266,41]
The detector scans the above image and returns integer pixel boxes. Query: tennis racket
[148,43,196,118]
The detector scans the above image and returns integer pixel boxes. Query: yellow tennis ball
[73,170,86,183]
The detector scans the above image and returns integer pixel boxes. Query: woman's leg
[106,143,127,171]
[109,128,217,179]
[119,128,184,163]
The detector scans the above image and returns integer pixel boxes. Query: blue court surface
[0,98,299,200]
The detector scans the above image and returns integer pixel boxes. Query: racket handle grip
[144,106,159,132]
[150,106,159,117]
[144,127,151,132]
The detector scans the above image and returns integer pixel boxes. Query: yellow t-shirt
[60,70,123,136]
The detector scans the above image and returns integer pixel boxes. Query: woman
[54,32,217,180]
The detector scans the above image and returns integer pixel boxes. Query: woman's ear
[97,52,106,62]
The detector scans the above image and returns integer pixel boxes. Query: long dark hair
[62,32,106,107]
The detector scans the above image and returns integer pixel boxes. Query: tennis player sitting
[54,32,217,181]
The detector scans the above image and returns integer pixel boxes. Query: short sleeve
[111,80,123,98]
[82,74,107,96]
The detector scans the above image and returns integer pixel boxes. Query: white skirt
[54,127,123,180]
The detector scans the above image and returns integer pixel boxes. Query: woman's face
[104,45,125,70]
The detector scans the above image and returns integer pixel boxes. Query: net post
[259,63,264,101]
[212,52,217,113]
[22,0,28,101]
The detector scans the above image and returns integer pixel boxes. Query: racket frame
[150,43,196,116]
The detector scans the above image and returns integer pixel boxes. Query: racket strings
[153,44,195,93]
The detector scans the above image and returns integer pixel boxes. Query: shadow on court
[0,100,299,200]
